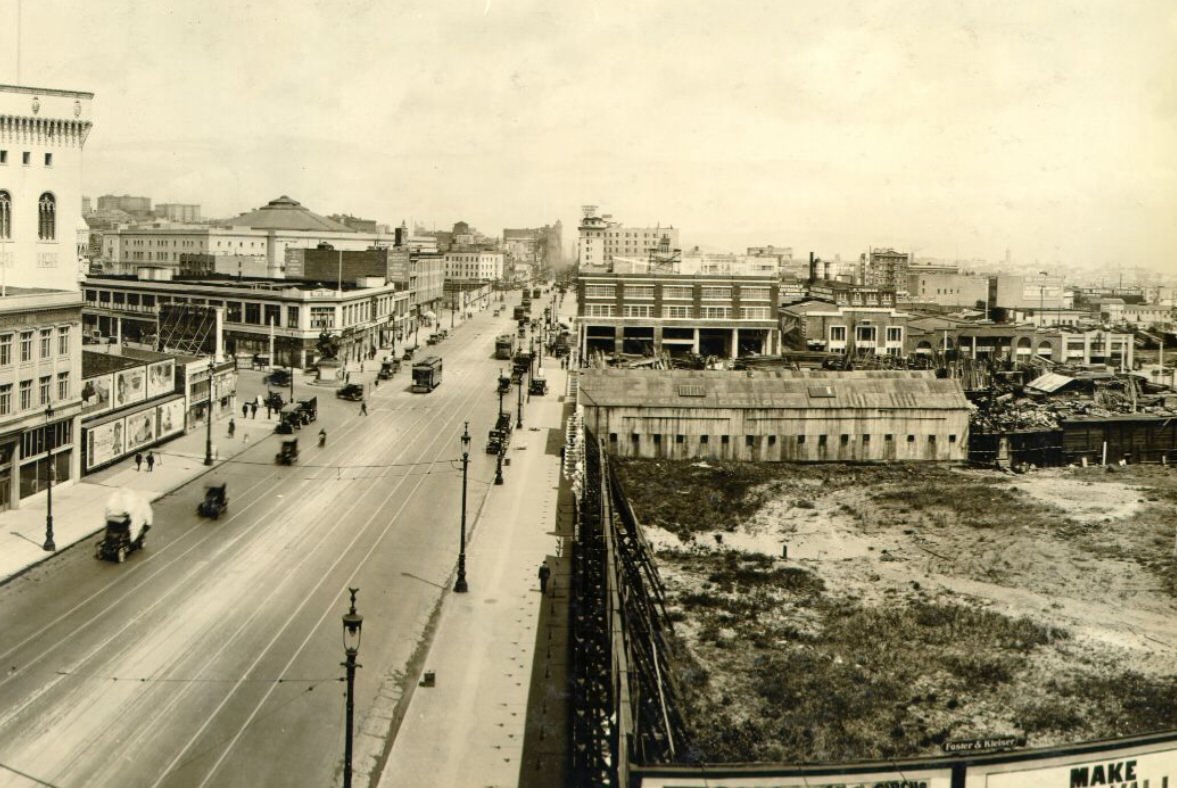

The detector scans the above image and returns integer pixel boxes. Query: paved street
[0,294,564,788]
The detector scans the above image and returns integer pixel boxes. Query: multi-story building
[154,203,201,223]
[443,250,503,282]
[82,274,410,368]
[906,270,990,310]
[860,248,911,292]
[577,271,780,358]
[992,274,1071,314]
[577,205,678,270]
[97,194,151,215]
[99,195,391,277]
[0,83,94,510]
[780,300,910,356]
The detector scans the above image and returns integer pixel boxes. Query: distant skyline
[3,0,1174,274]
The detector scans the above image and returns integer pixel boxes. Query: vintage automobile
[336,383,365,402]
[486,428,505,454]
[266,369,292,387]
[528,373,548,396]
[497,374,511,394]
[276,438,299,465]
[275,403,303,434]
[96,489,152,564]
[264,391,286,411]
[378,359,400,380]
[402,346,416,361]
[297,397,318,423]
[197,483,228,519]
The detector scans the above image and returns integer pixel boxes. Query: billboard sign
[113,367,147,408]
[638,766,953,788]
[146,360,175,400]
[86,418,126,470]
[81,374,113,415]
[125,410,157,452]
[156,398,185,438]
[967,741,1177,787]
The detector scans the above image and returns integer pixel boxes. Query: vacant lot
[612,460,1177,764]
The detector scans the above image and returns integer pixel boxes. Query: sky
[2,0,1175,274]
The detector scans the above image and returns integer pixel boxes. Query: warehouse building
[578,369,971,462]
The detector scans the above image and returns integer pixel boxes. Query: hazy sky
[3,0,1174,272]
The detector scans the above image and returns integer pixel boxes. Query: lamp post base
[454,554,468,593]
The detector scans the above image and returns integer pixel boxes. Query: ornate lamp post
[341,588,363,788]
[516,368,525,429]
[43,403,56,551]
[455,423,470,592]
[204,357,215,466]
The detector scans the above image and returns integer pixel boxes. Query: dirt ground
[614,460,1177,764]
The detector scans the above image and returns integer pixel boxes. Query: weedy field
[612,460,1177,764]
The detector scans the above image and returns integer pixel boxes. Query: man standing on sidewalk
[538,562,551,594]
[135,452,143,472]
[146,451,155,472]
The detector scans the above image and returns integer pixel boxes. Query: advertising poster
[156,399,185,438]
[638,767,953,788]
[967,742,1177,787]
[146,360,175,399]
[86,418,126,470]
[114,367,147,408]
[81,374,113,415]
[125,410,157,452]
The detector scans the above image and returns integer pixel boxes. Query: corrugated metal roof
[1027,372,1075,393]
[578,369,971,410]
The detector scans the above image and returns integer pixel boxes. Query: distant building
[579,369,971,462]
[577,205,678,269]
[97,194,152,215]
[906,271,990,310]
[155,203,201,223]
[443,251,503,282]
[780,300,909,356]
[861,248,911,292]
[327,213,378,233]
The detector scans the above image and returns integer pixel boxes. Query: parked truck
[96,489,153,563]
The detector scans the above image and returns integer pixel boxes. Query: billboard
[638,767,954,788]
[146,360,175,400]
[967,740,1177,787]
[81,374,113,416]
[155,398,185,439]
[125,410,156,452]
[113,367,147,409]
[86,418,126,470]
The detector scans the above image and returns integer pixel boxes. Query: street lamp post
[516,368,525,429]
[204,357,215,466]
[43,403,56,551]
[341,588,363,788]
[455,423,470,592]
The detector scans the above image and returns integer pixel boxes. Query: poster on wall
[81,374,113,415]
[86,418,126,470]
[638,767,954,788]
[966,740,1177,787]
[156,399,185,438]
[113,367,147,408]
[125,410,157,452]
[146,361,175,399]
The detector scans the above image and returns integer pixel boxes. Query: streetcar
[494,334,516,360]
[411,356,443,393]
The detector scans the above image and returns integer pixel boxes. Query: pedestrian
[228,418,236,438]
[250,401,258,419]
[346,372,351,383]
[266,404,272,419]
[374,377,379,389]
[135,451,143,472]
[360,361,364,373]
[538,562,551,594]
[360,401,368,416]
[242,402,249,419]
[146,451,155,472]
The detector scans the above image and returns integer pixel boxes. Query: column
[731,328,739,358]
[692,329,700,354]
[614,326,624,355]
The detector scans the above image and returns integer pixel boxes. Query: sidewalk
[0,405,279,585]
[377,350,572,788]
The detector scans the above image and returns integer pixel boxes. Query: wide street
[0,295,547,788]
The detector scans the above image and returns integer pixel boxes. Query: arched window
[38,193,56,241]
[0,191,10,239]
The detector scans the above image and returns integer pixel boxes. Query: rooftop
[223,196,356,233]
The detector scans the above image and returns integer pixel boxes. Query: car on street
[336,383,364,401]
[267,369,292,386]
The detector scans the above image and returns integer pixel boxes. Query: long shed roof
[578,369,971,410]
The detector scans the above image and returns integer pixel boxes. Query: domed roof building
[226,195,355,233]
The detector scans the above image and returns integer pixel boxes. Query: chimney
[808,252,816,284]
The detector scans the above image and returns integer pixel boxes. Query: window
[700,435,709,445]
[663,285,693,300]
[38,193,56,240]
[0,384,10,414]
[44,153,53,166]
[907,434,916,443]
[740,286,770,301]
[841,434,850,445]
[22,152,31,165]
[949,434,957,444]
[19,380,32,410]
[700,306,731,319]
[721,435,730,445]
[797,435,806,444]
[830,326,847,342]
[928,435,937,444]
[0,334,11,366]
[0,150,6,164]
[57,372,69,400]
[225,301,243,322]
[885,434,894,442]
[745,435,755,447]
[287,305,300,329]
[40,329,51,358]
[700,286,732,300]
[609,433,618,444]
[862,434,871,445]
[622,305,652,318]
[740,306,772,320]
[625,285,654,299]
[584,285,615,299]
[585,304,616,317]
[818,434,828,447]
[886,327,903,343]
[264,304,281,327]
[653,434,662,446]
[310,306,335,329]
[631,433,640,445]
[0,190,10,239]
[20,331,33,362]
[39,376,51,405]
[675,435,684,444]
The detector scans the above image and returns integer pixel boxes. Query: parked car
[337,384,364,401]
[267,369,292,386]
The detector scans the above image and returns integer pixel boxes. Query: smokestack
[808,252,816,284]
[824,260,832,281]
